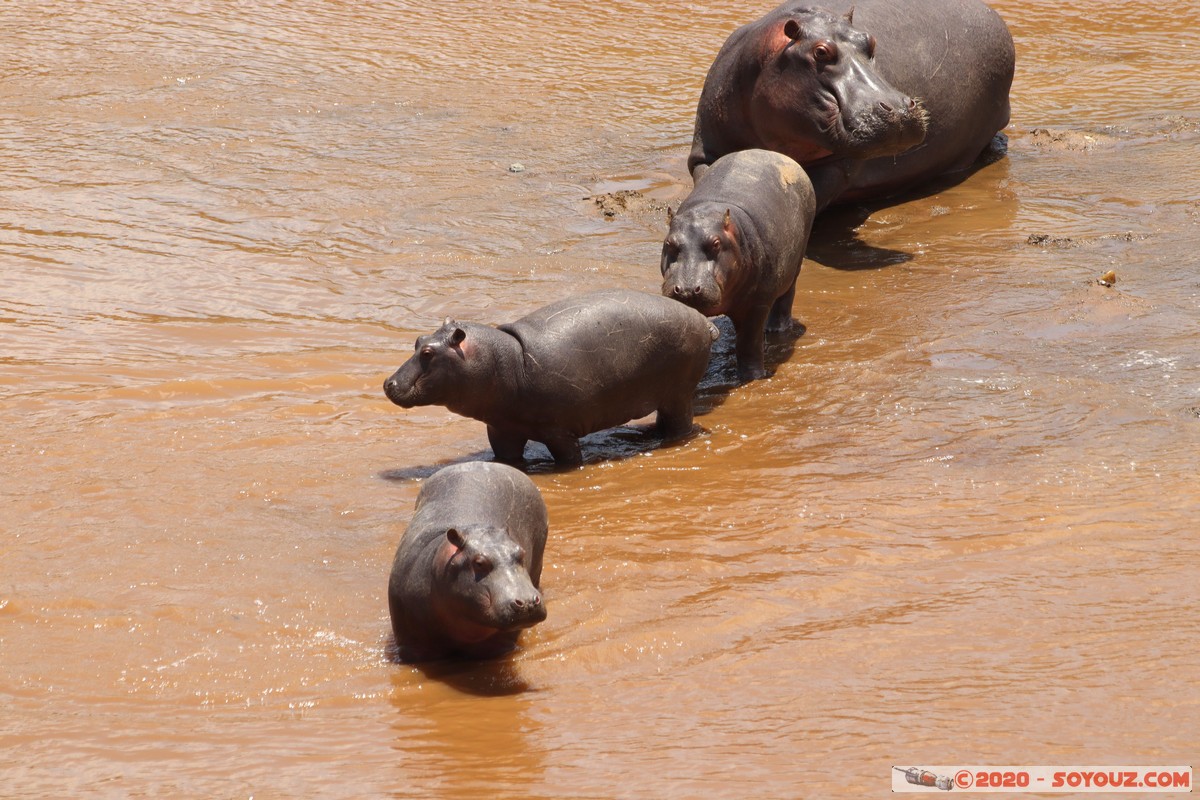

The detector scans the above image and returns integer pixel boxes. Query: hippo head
[438,525,546,635]
[753,7,928,162]
[383,320,470,409]
[660,205,742,317]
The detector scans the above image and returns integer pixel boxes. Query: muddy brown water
[2,1,1198,797]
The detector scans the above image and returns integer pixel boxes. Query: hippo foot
[736,363,770,383]
[543,437,584,469]
[487,426,528,463]
[655,407,697,441]
[765,316,795,334]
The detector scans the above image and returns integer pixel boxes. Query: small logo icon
[894,766,955,791]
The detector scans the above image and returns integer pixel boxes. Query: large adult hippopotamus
[383,289,718,468]
[661,149,816,382]
[388,462,548,662]
[688,0,1014,210]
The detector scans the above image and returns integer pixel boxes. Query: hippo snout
[844,95,928,158]
[876,96,919,115]
[507,590,547,627]
[662,272,722,316]
[668,282,704,301]
[383,373,417,408]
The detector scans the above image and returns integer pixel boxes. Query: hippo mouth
[482,592,548,631]
[496,599,547,630]
[383,380,417,408]
[383,372,423,408]
[661,274,726,317]
[501,611,546,631]
[825,92,929,159]
[464,610,544,637]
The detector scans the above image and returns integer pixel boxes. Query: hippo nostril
[531,595,541,606]
[878,100,893,113]
[906,97,918,111]
[512,597,526,609]
[670,284,685,299]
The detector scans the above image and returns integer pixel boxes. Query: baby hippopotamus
[661,149,816,382]
[383,289,718,467]
[388,462,548,662]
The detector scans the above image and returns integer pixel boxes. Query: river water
[2,1,1198,797]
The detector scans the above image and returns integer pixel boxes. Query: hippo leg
[487,426,528,463]
[808,161,860,214]
[655,396,695,441]
[766,285,797,333]
[540,432,583,468]
[731,307,771,382]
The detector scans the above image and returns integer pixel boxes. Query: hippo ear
[722,208,735,234]
[666,205,675,224]
[449,327,466,347]
[446,528,466,550]
[783,19,804,41]
[442,316,453,327]
[844,7,855,24]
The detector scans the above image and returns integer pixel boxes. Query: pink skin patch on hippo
[441,613,500,644]
[433,538,501,644]
[761,19,795,60]
[755,23,837,165]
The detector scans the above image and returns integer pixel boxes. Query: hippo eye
[866,35,877,59]
[513,547,526,565]
[707,236,721,254]
[419,345,435,362]
[471,555,493,579]
[812,40,837,64]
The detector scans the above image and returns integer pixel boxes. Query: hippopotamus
[661,149,816,382]
[688,0,1014,210]
[383,289,718,467]
[388,462,548,662]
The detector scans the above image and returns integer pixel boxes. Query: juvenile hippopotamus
[661,149,816,382]
[388,462,548,662]
[688,0,1014,210]
[383,289,718,467]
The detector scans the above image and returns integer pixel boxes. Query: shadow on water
[806,134,1009,271]
[379,453,488,483]
[693,314,805,414]
[806,201,915,271]
[384,635,535,697]
[378,425,710,480]
[378,425,713,479]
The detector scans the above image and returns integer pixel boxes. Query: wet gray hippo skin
[383,289,718,468]
[661,149,816,383]
[388,462,548,663]
[688,0,1014,211]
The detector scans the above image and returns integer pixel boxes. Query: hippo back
[497,289,714,431]
[404,462,547,576]
[687,149,815,251]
